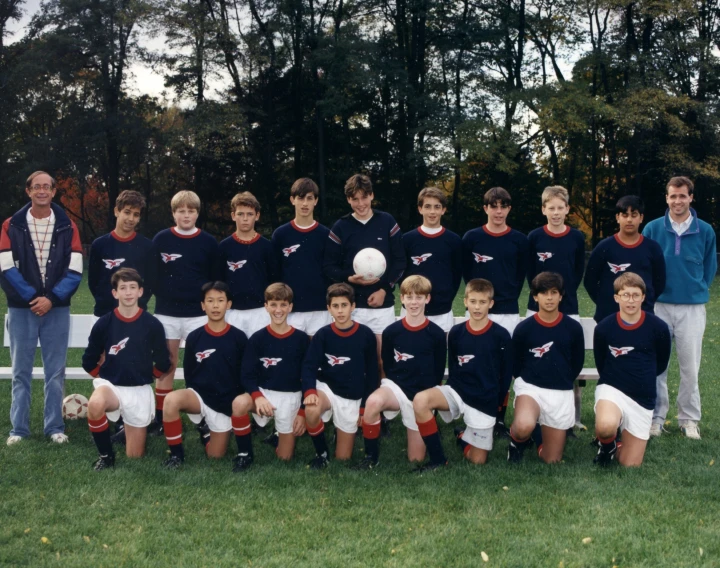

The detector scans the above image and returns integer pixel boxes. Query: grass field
[0,274,718,567]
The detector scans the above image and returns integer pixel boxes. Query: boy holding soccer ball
[82,268,171,470]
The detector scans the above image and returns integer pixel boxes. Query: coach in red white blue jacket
[0,171,83,446]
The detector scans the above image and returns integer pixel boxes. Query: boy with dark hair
[401,187,462,334]
[584,195,666,323]
[161,281,248,468]
[593,272,671,466]
[82,268,171,470]
[508,272,585,464]
[413,279,513,470]
[229,283,309,471]
[221,191,280,339]
[302,283,379,468]
[272,178,331,336]
[353,275,446,469]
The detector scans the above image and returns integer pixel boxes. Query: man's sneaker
[412,461,448,473]
[232,453,254,473]
[147,421,164,437]
[197,420,211,447]
[262,431,279,448]
[681,422,701,440]
[649,423,664,438]
[308,453,330,470]
[593,441,617,466]
[162,455,184,469]
[507,439,527,463]
[494,421,510,439]
[93,454,115,471]
[6,435,23,446]
[351,456,379,471]
[50,433,69,444]
[110,426,126,446]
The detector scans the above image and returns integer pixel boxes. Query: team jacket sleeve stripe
[48,222,84,303]
[0,220,38,301]
[329,231,342,245]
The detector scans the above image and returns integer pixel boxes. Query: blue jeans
[8,306,70,437]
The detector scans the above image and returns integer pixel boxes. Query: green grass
[0,275,719,567]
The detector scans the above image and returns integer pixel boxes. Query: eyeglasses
[30,184,52,191]
[617,293,643,301]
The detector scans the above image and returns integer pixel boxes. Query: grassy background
[0,274,718,567]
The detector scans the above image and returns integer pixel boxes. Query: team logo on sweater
[537,252,553,262]
[458,355,475,366]
[608,262,631,274]
[161,253,182,263]
[529,341,553,358]
[282,245,301,257]
[102,258,125,269]
[411,253,432,265]
[260,357,282,368]
[196,349,216,362]
[326,354,351,366]
[227,260,247,272]
[394,349,414,362]
[473,253,493,263]
[609,345,634,357]
[109,337,129,355]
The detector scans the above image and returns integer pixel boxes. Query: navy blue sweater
[82,309,171,386]
[183,323,248,416]
[153,228,223,317]
[88,231,156,316]
[272,220,330,312]
[461,226,529,314]
[401,227,462,315]
[241,326,310,397]
[381,318,447,400]
[526,226,586,314]
[220,233,280,311]
[594,312,671,410]
[324,210,406,309]
[447,320,513,418]
[584,234,666,322]
[512,313,585,390]
[301,322,379,406]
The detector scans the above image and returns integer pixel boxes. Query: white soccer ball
[353,248,387,281]
[62,394,89,420]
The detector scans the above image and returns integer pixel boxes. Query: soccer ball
[62,394,89,420]
[353,248,386,281]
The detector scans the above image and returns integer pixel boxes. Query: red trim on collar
[291,220,318,233]
[205,323,231,337]
[466,319,492,335]
[482,225,511,237]
[401,317,430,331]
[110,230,137,243]
[614,233,644,249]
[332,322,359,337]
[617,311,646,330]
[533,312,563,328]
[543,225,570,237]
[266,325,295,339]
[232,232,261,245]
[170,227,200,239]
[114,308,143,323]
[418,226,446,238]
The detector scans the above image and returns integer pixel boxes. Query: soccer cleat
[680,422,701,440]
[146,421,164,437]
[162,455,184,469]
[574,421,587,431]
[494,421,510,439]
[110,426,126,446]
[649,423,664,437]
[93,454,115,471]
[507,439,527,463]
[351,455,380,471]
[197,420,211,447]
[412,461,448,473]
[593,441,617,466]
[50,433,69,444]
[232,453,254,473]
[565,427,577,439]
[262,431,279,448]
[307,453,330,470]
[6,435,23,446]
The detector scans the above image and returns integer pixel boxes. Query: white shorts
[466,312,520,336]
[435,385,494,450]
[352,306,396,335]
[317,381,361,434]
[155,314,206,341]
[401,308,454,333]
[288,310,333,336]
[594,384,653,441]
[251,388,302,434]
[380,378,418,431]
[226,307,270,338]
[513,377,574,430]
[526,310,580,323]
[186,389,232,433]
[93,378,155,428]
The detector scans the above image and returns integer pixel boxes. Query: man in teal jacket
[642,176,717,440]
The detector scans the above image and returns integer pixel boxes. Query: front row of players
[82,267,670,471]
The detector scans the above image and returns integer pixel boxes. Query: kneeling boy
[230,283,310,471]
[302,283,379,468]
[508,272,584,463]
[354,275,446,469]
[161,281,248,468]
[593,272,671,466]
[82,268,171,470]
[413,279,513,469]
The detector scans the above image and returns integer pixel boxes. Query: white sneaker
[680,422,701,440]
[6,435,23,446]
[649,423,663,437]
[50,433,69,444]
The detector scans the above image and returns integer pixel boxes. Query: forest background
[1,0,719,243]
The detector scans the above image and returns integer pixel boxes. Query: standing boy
[412,279,513,470]
[161,281,248,468]
[272,178,331,336]
[401,186,462,334]
[593,272,671,466]
[82,269,171,470]
[302,283,379,468]
[508,272,585,464]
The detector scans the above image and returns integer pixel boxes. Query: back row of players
[82,175,698,470]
